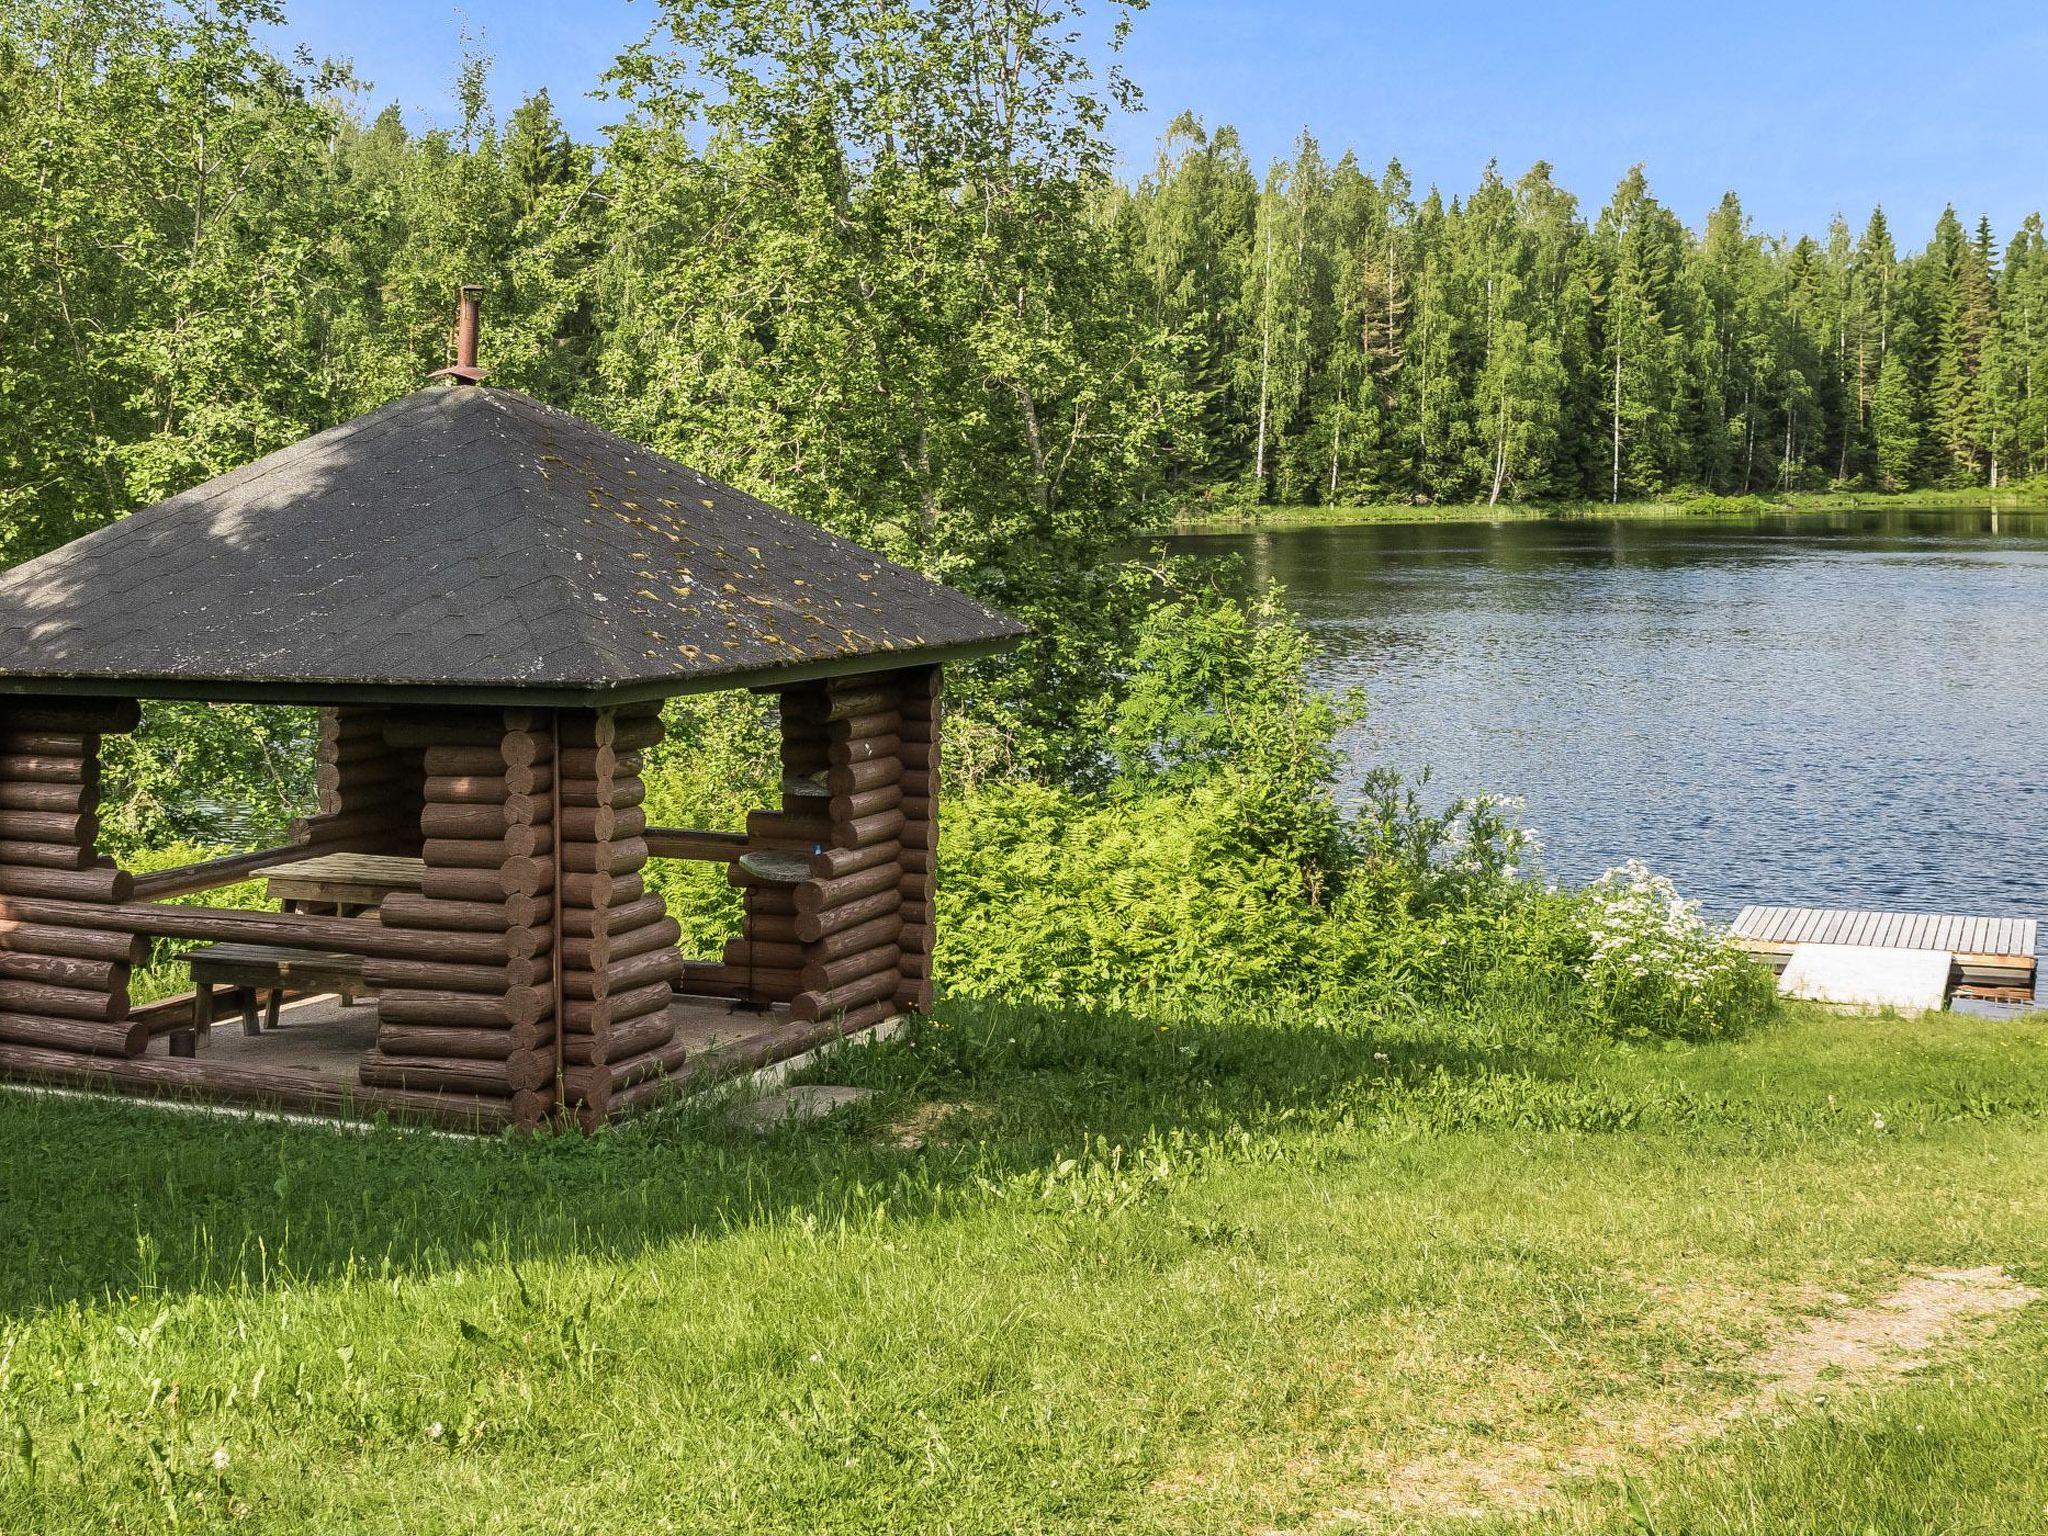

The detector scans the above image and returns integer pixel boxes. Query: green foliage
[1675,491,1780,515]
[928,583,1771,1043]
[1096,571,1355,880]
[0,0,358,557]
[1119,135,2048,505]
[937,777,1335,1001]
[597,0,1181,770]
[639,692,777,956]
[98,702,317,855]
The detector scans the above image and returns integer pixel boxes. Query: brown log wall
[894,669,939,1012]
[368,708,557,1126]
[553,705,684,1129]
[708,666,939,1032]
[0,698,139,1058]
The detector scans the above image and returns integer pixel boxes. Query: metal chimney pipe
[430,285,489,384]
[455,285,482,370]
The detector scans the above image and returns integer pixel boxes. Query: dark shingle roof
[0,387,1025,705]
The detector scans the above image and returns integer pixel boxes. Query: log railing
[0,896,537,963]
[128,843,307,902]
[643,827,748,862]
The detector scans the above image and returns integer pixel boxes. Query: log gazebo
[0,334,1023,1129]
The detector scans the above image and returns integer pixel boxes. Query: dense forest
[1121,122,2048,507]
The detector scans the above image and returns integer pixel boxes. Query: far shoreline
[1152,487,2048,535]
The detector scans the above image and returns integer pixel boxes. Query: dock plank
[1726,903,2035,1005]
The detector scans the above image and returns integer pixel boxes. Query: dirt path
[1303,1266,2038,1528]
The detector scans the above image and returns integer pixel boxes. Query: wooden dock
[1731,906,2039,1003]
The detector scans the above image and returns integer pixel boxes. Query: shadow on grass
[0,987,1616,1318]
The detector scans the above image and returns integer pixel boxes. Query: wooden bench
[171,944,370,1056]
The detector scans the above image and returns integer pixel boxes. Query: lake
[1166,508,2048,923]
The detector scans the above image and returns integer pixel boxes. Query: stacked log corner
[720,666,940,1031]
[298,707,426,856]
[555,705,684,1129]
[894,668,939,1012]
[0,697,143,1058]
[363,708,559,1126]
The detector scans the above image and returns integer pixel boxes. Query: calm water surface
[1167,509,2048,922]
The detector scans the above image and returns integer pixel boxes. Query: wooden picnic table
[263,852,425,916]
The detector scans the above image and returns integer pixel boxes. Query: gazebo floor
[133,992,863,1105]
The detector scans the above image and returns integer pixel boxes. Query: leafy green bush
[99,703,317,856]
[923,578,1775,1042]
[1675,492,1781,516]
[937,778,1333,1001]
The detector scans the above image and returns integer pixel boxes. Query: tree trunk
[1254,219,1273,491]
[1489,401,1509,507]
[1742,383,1756,492]
[1014,381,1051,515]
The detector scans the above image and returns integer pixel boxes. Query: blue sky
[272,0,2048,244]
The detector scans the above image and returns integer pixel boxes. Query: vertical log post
[365,708,559,1126]
[0,697,143,1057]
[894,667,940,1011]
[555,706,684,1129]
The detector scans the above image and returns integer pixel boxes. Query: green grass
[2,996,2045,1532]
[1160,486,2048,534]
